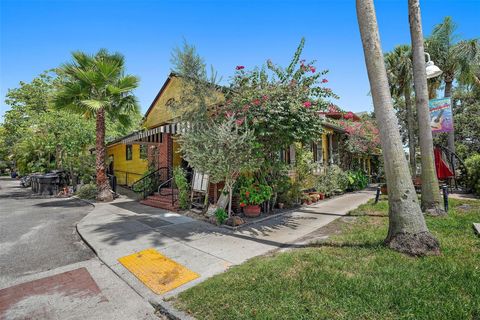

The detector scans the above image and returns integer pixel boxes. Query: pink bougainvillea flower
[344,112,354,120]
[309,66,316,73]
[235,118,245,126]
[303,101,312,108]
[236,65,245,70]
[322,78,328,83]
[225,111,234,118]
[262,95,269,101]
[252,99,261,106]
[240,202,246,207]
[242,104,250,112]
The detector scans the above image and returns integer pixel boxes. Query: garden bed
[173,197,480,320]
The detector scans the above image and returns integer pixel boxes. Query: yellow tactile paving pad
[118,248,199,294]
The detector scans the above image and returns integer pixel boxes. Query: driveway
[0,177,158,319]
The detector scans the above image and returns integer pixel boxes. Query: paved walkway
[77,189,374,314]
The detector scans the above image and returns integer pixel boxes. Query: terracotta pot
[318,193,325,200]
[381,185,388,195]
[243,205,261,217]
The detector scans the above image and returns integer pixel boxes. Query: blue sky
[1,0,479,120]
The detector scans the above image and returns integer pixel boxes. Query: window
[279,146,295,165]
[311,142,323,163]
[140,145,147,159]
[126,144,132,161]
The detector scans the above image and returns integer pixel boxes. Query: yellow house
[106,73,373,206]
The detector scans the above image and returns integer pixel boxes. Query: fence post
[442,185,449,212]
[374,186,381,204]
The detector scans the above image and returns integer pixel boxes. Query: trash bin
[37,174,60,196]
[31,174,41,193]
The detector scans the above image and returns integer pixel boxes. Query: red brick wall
[147,133,170,169]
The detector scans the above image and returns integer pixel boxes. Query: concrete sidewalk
[77,189,375,314]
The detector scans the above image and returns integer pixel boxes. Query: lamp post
[425,53,443,79]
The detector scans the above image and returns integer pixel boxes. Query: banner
[429,98,453,133]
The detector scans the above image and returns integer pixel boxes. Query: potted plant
[301,193,311,205]
[380,183,388,195]
[318,193,325,200]
[240,181,273,218]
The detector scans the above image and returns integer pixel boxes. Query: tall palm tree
[356,0,439,255]
[408,0,444,215]
[427,17,479,152]
[55,50,139,201]
[385,45,417,173]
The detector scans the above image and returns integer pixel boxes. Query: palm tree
[408,0,445,215]
[356,0,439,255]
[427,17,479,152]
[55,50,139,201]
[385,45,417,173]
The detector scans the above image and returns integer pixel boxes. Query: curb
[75,201,194,320]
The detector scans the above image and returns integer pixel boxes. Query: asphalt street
[0,177,158,319]
[0,177,94,285]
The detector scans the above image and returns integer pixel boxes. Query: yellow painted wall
[107,143,148,186]
[143,75,225,129]
[172,138,182,168]
[143,77,183,129]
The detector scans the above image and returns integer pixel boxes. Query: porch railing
[130,167,171,199]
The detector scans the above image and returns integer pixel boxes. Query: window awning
[122,122,189,144]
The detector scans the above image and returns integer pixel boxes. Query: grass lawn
[174,197,480,319]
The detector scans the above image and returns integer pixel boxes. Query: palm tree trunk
[356,0,439,256]
[96,107,113,201]
[408,0,445,215]
[444,80,455,153]
[404,87,416,174]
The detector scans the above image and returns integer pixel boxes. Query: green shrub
[315,165,349,196]
[239,177,273,206]
[214,208,228,224]
[347,170,369,191]
[174,167,190,210]
[465,154,480,195]
[76,183,97,200]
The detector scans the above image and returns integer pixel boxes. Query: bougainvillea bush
[222,38,337,153]
[220,39,338,208]
[173,38,340,210]
[337,118,380,155]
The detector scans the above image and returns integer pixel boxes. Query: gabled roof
[143,72,176,121]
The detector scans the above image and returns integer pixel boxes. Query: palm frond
[79,99,109,111]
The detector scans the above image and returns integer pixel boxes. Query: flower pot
[318,193,325,200]
[243,205,261,217]
[381,185,388,195]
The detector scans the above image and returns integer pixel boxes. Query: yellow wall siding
[143,76,225,129]
[322,133,329,164]
[107,144,148,186]
[143,77,183,129]
[172,138,182,168]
